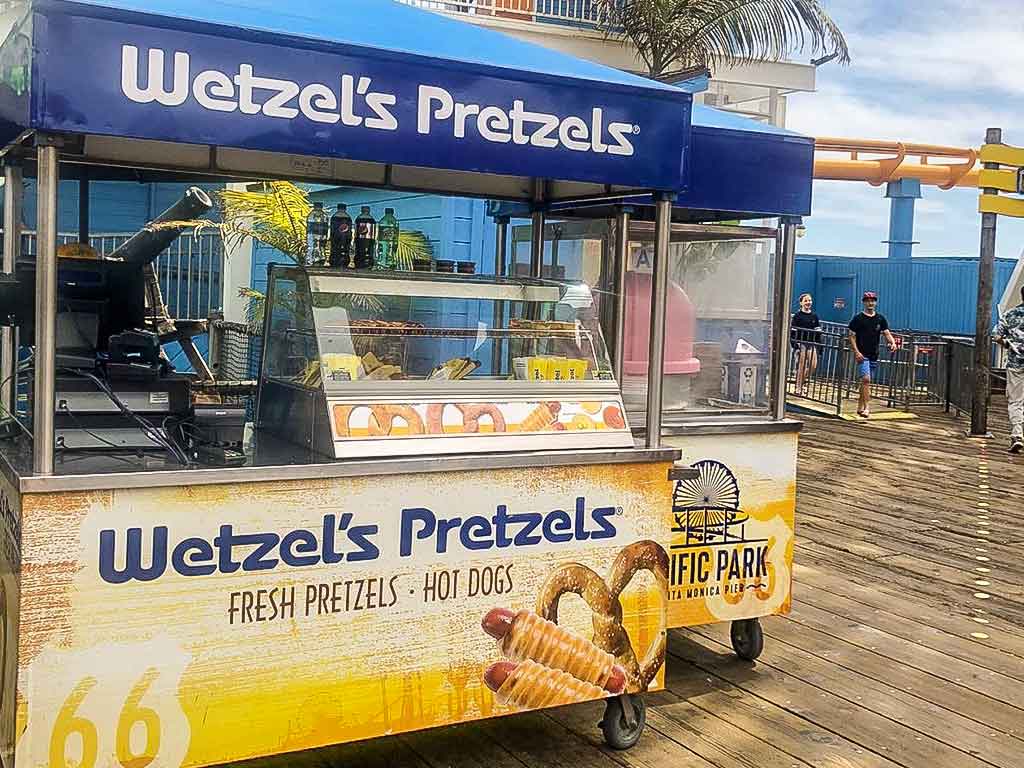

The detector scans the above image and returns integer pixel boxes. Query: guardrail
[397,0,602,27]
[787,327,984,417]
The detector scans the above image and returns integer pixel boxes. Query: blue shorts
[857,359,879,379]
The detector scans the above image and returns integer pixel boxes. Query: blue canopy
[489,103,814,221]
[0,0,692,197]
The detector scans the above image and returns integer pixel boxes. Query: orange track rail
[814,137,980,189]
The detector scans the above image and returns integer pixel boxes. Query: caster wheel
[600,694,646,750]
[731,618,764,661]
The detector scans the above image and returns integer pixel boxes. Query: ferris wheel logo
[672,461,751,548]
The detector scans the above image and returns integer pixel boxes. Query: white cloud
[842,7,1024,97]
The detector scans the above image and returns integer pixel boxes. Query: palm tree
[150,180,434,328]
[596,0,850,79]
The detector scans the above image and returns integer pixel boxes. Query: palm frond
[596,0,849,76]
[395,230,435,272]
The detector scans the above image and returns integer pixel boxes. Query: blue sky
[785,0,1024,259]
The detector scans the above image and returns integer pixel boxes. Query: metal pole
[492,216,509,376]
[1,159,22,419]
[612,207,630,385]
[495,216,509,277]
[530,211,545,279]
[33,142,59,474]
[972,127,1000,436]
[530,179,545,279]
[645,195,671,448]
[78,175,89,244]
[770,219,798,420]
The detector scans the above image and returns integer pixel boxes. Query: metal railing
[397,0,602,27]
[787,328,974,416]
[15,230,224,320]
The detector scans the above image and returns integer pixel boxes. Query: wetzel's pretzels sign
[5,459,675,767]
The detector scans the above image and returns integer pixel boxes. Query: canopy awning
[489,104,814,221]
[0,0,692,201]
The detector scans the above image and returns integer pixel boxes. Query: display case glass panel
[258,267,632,457]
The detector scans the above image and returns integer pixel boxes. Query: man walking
[993,286,1024,454]
[848,291,898,418]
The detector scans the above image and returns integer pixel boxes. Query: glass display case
[256,266,633,457]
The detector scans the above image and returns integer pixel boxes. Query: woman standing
[791,293,822,393]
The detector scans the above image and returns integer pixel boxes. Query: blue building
[793,253,1017,334]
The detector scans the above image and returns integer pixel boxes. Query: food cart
[492,103,812,656]
[0,2,810,767]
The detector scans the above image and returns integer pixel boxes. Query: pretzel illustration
[332,404,425,437]
[484,660,607,710]
[482,608,626,693]
[536,541,669,693]
[425,403,508,434]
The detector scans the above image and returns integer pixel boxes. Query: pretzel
[484,660,606,710]
[458,404,507,433]
[607,541,669,692]
[482,608,625,693]
[425,403,508,434]
[367,405,425,436]
[333,404,426,437]
[536,541,669,693]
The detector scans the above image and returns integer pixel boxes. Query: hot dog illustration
[482,607,626,694]
[483,659,607,709]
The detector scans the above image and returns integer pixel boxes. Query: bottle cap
[361,206,371,213]
[336,203,347,210]
[313,202,323,209]
[385,207,395,215]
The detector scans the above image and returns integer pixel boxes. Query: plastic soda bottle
[376,208,400,270]
[330,204,353,268]
[354,206,377,269]
[305,202,329,264]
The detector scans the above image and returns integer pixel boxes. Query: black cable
[60,368,190,465]
[57,402,146,462]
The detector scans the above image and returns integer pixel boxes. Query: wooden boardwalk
[238,400,1023,768]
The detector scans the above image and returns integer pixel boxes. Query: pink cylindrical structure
[623,271,701,377]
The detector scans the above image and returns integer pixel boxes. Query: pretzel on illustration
[481,540,670,709]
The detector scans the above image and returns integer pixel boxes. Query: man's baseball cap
[862,291,878,300]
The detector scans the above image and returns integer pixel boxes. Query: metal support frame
[1,159,22,419]
[34,141,60,474]
[530,179,545,279]
[770,218,799,421]
[612,207,630,385]
[645,196,671,448]
[972,127,1001,436]
[492,216,510,374]
[78,175,90,244]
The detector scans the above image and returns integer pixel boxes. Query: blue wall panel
[794,253,1018,334]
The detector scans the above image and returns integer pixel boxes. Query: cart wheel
[730,618,764,661]
[600,694,646,750]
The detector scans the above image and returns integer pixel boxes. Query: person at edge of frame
[993,284,1024,454]
[791,292,823,394]
[848,291,898,419]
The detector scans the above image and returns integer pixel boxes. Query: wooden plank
[669,631,998,768]
[795,542,1024,626]
[690,620,1024,764]
[659,653,903,768]
[795,507,1024,578]
[750,615,1024,743]
[784,602,1024,709]
[480,710,624,768]
[793,561,1024,661]
[542,700,728,768]
[401,722,528,768]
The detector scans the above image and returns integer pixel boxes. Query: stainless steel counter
[0,434,683,494]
